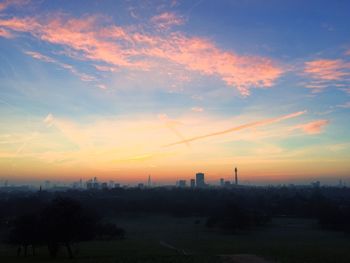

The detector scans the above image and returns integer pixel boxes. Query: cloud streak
[151,12,185,30]
[25,51,96,82]
[164,111,306,146]
[304,59,350,93]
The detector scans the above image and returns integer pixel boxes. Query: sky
[0,0,349,185]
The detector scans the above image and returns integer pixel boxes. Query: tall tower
[234,167,238,185]
[148,175,151,187]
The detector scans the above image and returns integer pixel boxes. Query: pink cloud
[293,120,329,135]
[0,13,284,95]
[151,12,185,30]
[0,28,13,38]
[25,51,56,63]
[0,0,29,12]
[304,59,350,81]
[304,59,350,93]
[25,50,96,82]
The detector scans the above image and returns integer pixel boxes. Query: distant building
[138,183,144,188]
[148,175,152,187]
[190,179,196,188]
[86,179,93,189]
[93,177,99,189]
[178,180,186,188]
[196,173,205,188]
[220,178,224,187]
[109,180,114,188]
[234,167,238,185]
[224,181,231,187]
[45,180,51,189]
[311,181,320,188]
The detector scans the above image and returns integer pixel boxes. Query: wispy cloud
[191,107,204,112]
[164,111,306,146]
[0,28,13,38]
[0,0,29,12]
[151,12,185,30]
[25,51,96,82]
[0,12,284,96]
[336,101,350,109]
[304,59,350,93]
[291,119,329,135]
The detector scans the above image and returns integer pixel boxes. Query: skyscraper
[234,167,238,185]
[196,172,205,188]
[148,175,151,187]
[190,179,196,188]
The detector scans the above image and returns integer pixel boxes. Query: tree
[6,214,43,256]
[40,197,97,258]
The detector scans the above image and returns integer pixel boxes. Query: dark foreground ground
[1,215,349,263]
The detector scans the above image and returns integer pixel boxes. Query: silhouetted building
[101,182,108,189]
[196,172,205,188]
[234,167,238,185]
[148,175,152,187]
[93,177,99,189]
[45,180,51,189]
[220,178,224,187]
[311,181,320,188]
[86,179,93,189]
[178,180,186,188]
[190,179,195,188]
[224,181,231,187]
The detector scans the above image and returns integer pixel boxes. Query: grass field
[1,215,350,263]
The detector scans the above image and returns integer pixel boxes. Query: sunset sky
[0,0,349,185]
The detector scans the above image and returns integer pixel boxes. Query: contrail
[158,114,190,148]
[164,111,306,147]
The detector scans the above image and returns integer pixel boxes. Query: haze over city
[0,0,350,185]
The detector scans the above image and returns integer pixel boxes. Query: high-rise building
[220,178,224,187]
[234,167,238,185]
[190,179,196,188]
[178,180,186,188]
[148,175,151,187]
[196,172,205,188]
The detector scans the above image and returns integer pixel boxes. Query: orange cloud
[165,111,306,146]
[292,120,329,135]
[0,13,284,96]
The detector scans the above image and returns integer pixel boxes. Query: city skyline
[1,0,350,184]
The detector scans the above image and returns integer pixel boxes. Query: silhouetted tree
[40,197,97,258]
[6,214,43,257]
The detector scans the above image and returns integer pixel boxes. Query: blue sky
[0,0,349,184]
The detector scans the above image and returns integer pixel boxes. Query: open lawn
[1,215,349,263]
